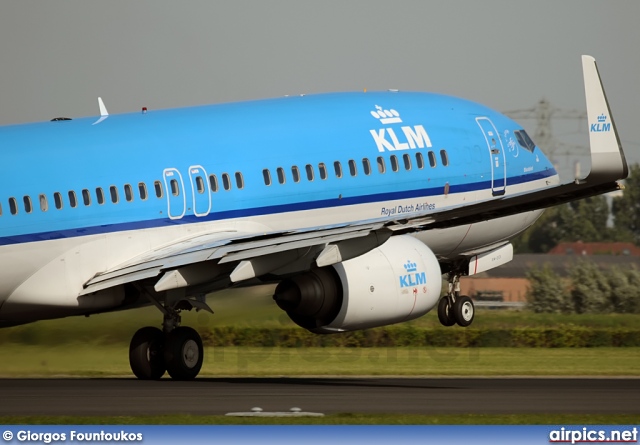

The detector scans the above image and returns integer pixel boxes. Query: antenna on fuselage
[98,97,109,116]
[93,97,109,125]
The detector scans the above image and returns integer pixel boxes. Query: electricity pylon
[505,98,587,168]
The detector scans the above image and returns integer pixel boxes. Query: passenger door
[476,117,506,196]
[188,165,211,217]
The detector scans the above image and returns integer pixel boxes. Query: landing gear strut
[128,289,211,380]
[437,272,475,327]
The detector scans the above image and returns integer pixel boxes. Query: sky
[1,1,638,178]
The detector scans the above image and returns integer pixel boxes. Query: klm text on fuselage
[370,125,432,152]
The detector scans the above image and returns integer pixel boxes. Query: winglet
[98,97,109,116]
[580,55,628,183]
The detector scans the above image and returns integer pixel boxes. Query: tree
[566,195,612,241]
[514,195,617,253]
[526,264,571,313]
[612,164,640,244]
[569,260,612,314]
[608,266,640,314]
[525,204,575,253]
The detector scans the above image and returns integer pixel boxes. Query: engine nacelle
[273,235,442,333]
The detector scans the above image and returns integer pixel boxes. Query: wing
[80,223,393,295]
[81,55,627,296]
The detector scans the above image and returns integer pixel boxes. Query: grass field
[1,346,638,377]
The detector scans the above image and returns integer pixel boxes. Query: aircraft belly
[415,209,543,260]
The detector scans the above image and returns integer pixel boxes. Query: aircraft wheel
[129,326,166,380]
[437,297,456,327]
[453,295,475,327]
[165,326,203,380]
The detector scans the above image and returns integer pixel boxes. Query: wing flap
[81,222,386,295]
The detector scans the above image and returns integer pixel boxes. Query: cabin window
[138,183,148,200]
[334,161,343,178]
[23,196,32,213]
[82,189,91,206]
[362,158,371,175]
[348,159,357,176]
[9,197,18,215]
[305,164,314,181]
[235,172,244,189]
[262,169,272,186]
[415,152,425,169]
[291,166,300,183]
[169,180,179,196]
[440,149,449,167]
[96,187,105,205]
[277,167,286,184]
[390,155,399,172]
[209,175,218,192]
[403,154,412,170]
[195,176,206,194]
[123,184,133,202]
[319,163,328,180]
[377,156,386,173]
[154,181,163,198]
[222,173,231,191]
[54,192,63,209]
[428,151,437,167]
[39,194,48,212]
[68,191,78,208]
[110,185,119,203]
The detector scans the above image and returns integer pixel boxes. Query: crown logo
[370,105,402,124]
[404,260,417,273]
[597,114,607,123]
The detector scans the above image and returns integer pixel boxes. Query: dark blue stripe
[0,170,556,246]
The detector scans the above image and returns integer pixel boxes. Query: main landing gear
[437,272,475,327]
[128,290,211,380]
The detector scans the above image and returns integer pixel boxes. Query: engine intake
[274,267,343,328]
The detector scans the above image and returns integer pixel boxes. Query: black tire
[164,326,204,381]
[453,295,475,327]
[129,326,166,380]
[437,297,456,327]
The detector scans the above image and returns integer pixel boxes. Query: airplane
[0,55,627,380]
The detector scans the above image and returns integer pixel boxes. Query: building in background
[461,253,640,306]
[549,242,640,256]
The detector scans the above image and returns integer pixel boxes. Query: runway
[1,377,639,416]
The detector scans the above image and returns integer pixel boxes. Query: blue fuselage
[0,91,555,245]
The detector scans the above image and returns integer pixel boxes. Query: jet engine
[273,235,442,333]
